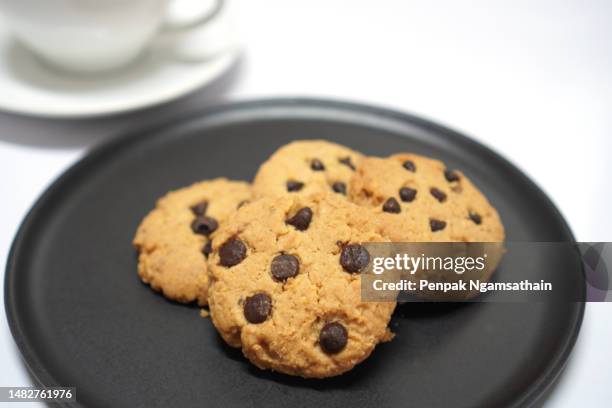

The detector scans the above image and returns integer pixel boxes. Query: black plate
[5,99,584,408]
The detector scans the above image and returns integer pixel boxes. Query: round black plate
[5,99,584,408]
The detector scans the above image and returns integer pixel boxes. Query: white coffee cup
[0,0,225,73]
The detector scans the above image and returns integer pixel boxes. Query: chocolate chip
[270,254,299,281]
[332,182,347,195]
[402,160,416,172]
[430,219,447,232]
[399,187,417,202]
[191,216,218,236]
[444,169,460,182]
[382,197,401,213]
[243,293,272,324]
[340,244,370,273]
[311,159,325,171]
[319,322,348,354]
[190,201,208,216]
[430,188,447,203]
[339,156,356,170]
[202,241,212,258]
[469,211,482,225]
[286,180,304,192]
[286,207,313,231]
[219,238,247,267]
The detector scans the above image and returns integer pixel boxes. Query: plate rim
[4,97,585,408]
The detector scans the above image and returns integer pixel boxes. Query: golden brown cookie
[252,140,363,198]
[133,179,251,306]
[349,153,505,242]
[207,193,396,378]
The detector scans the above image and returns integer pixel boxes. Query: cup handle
[162,0,225,32]
[153,0,238,62]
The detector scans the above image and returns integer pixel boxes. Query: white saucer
[0,22,239,118]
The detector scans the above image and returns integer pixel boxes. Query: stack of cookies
[133,140,505,378]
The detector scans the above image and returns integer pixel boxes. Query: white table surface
[1,0,610,406]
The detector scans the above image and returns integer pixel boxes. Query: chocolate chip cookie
[207,193,396,378]
[349,154,505,299]
[252,140,363,198]
[133,179,251,306]
[349,153,505,242]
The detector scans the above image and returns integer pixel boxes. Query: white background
[1,0,611,406]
